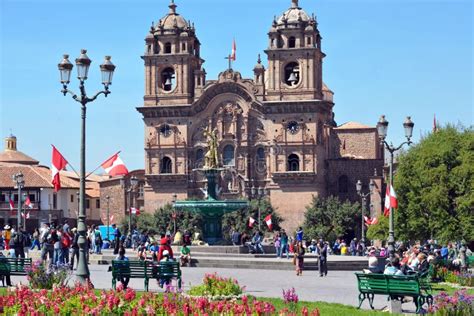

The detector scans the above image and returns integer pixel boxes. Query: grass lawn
[431,282,474,295]
[258,297,387,315]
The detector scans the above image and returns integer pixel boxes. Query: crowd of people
[367,240,472,276]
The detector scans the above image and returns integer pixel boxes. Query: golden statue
[203,127,219,169]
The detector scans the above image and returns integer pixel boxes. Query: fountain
[173,128,249,243]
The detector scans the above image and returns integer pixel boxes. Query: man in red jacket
[157,235,173,261]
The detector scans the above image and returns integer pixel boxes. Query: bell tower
[265,0,324,101]
[142,0,205,106]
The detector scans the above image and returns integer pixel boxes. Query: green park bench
[155,261,182,290]
[355,273,433,314]
[0,257,32,287]
[111,260,181,292]
[111,260,154,291]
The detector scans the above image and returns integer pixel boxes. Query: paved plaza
[9,264,418,313]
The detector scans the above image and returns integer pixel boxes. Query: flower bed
[0,284,322,316]
[428,290,474,315]
[434,267,473,287]
[26,261,71,290]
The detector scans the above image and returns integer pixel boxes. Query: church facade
[137,0,384,233]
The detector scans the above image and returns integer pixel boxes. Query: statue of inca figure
[203,128,219,169]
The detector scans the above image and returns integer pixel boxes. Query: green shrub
[188,272,243,297]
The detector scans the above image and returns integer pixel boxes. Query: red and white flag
[248,216,256,228]
[230,39,236,61]
[364,216,379,226]
[21,212,30,219]
[24,196,33,209]
[51,145,68,192]
[384,185,398,217]
[130,207,140,215]
[264,214,273,231]
[101,152,129,177]
[8,195,14,211]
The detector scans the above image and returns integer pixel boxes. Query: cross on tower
[224,55,233,71]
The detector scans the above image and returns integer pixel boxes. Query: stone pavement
[9,264,418,313]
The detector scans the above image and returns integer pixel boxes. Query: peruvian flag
[51,145,68,192]
[248,216,256,228]
[230,38,236,61]
[101,152,129,177]
[384,185,398,217]
[24,196,33,209]
[364,216,379,226]
[8,195,14,211]
[264,214,273,231]
[21,212,30,219]
[130,207,140,215]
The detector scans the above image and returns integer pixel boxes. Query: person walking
[70,228,79,270]
[40,223,54,264]
[274,231,281,258]
[317,238,328,277]
[280,229,289,259]
[30,228,41,251]
[112,224,121,255]
[12,228,26,259]
[3,225,11,251]
[53,227,62,266]
[295,241,305,276]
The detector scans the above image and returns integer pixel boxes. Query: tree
[154,203,204,237]
[221,198,283,240]
[394,124,474,243]
[120,203,204,237]
[303,195,359,242]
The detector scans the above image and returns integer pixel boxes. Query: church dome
[159,1,188,30]
[277,0,311,25]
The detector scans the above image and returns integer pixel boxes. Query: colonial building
[137,0,384,232]
[0,135,104,230]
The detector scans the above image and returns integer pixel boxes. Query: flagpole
[85,151,121,179]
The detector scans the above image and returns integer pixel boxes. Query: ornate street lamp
[12,172,25,230]
[356,179,375,248]
[57,49,115,283]
[376,115,414,259]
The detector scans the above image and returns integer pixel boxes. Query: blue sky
[0,0,472,171]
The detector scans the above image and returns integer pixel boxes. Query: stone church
[137,0,384,233]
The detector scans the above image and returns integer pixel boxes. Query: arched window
[160,156,172,174]
[287,154,300,171]
[288,36,296,48]
[182,43,186,51]
[284,62,300,86]
[161,67,175,91]
[195,148,204,168]
[223,145,235,166]
[338,175,349,193]
[307,37,312,45]
[164,42,172,54]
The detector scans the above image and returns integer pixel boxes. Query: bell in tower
[142,0,206,106]
[264,0,325,101]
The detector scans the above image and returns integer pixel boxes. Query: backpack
[61,233,72,248]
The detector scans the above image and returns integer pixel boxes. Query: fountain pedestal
[173,168,248,244]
